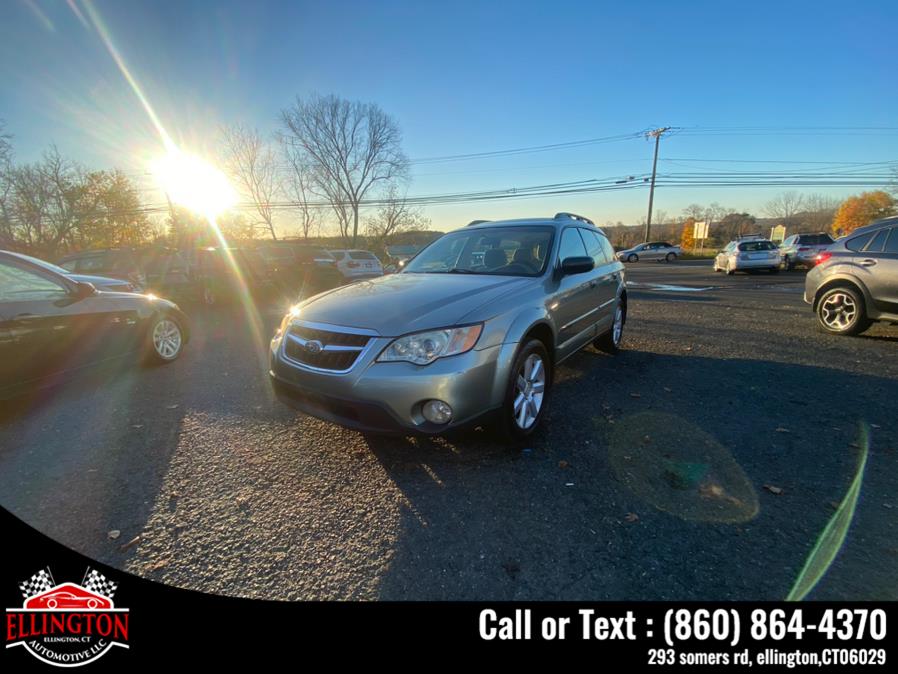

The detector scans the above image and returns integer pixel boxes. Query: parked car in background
[713,237,780,274]
[271,213,627,440]
[57,248,147,291]
[13,252,138,292]
[188,247,275,305]
[779,232,835,270]
[805,216,898,336]
[135,247,194,299]
[616,241,681,263]
[329,249,384,280]
[0,250,189,400]
[256,242,344,297]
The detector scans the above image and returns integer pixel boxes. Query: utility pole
[643,126,670,243]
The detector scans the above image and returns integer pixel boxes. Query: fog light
[422,400,453,424]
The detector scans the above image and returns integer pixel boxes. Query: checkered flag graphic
[19,569,54,599]
[82,569,117,599]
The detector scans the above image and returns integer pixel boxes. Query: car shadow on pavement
[365,347,898,601]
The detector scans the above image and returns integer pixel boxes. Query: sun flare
[150,149,237,219]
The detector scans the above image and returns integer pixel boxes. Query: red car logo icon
[25,584,112,610]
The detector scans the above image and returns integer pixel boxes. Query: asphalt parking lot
[1,261,896,600]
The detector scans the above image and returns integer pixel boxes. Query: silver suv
[270,213,627,439]
[805,216,898,335]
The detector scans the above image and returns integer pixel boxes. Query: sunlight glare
[151,150,238,219]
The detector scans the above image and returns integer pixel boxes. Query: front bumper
[270,334,505,435]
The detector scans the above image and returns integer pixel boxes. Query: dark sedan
[0,250,190,400]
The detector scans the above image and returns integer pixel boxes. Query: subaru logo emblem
[304,339,323,354]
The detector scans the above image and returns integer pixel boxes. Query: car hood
[297,272,534,336]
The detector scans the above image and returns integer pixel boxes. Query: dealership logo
[6,567,129,667]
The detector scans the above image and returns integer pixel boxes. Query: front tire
[627,254,638,263]
[816,286,871,336]
[498,339,551,442]
[146,314,185,364]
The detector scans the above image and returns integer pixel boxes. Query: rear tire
[816,286,871,336]
[665,252,677,262]
[594,303,625,354]
[496,339,551,443]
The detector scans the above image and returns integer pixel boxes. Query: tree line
[604,190,896,252]
[3,106,896,261]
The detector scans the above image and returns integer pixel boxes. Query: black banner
[2,507,894,668]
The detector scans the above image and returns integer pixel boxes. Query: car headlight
[378,324,483,365]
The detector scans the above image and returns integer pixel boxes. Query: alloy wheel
[153,318,182,360]
[820,292,857,331]
[513,353,546,430]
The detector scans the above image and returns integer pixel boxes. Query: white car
[616,241,682,263]
[329,249,384,280]
[713,237,781,275]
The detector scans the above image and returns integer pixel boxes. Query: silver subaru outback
[269,213,627,439]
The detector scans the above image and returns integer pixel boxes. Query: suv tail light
[815,252,832,265]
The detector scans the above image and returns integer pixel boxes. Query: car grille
[284,324,372,372]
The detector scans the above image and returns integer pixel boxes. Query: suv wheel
[147,314,184,364]
[595,304,625,354]
[499,339,551,441]
[816,286,871,336]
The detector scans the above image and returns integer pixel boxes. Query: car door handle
[860,259,877,267]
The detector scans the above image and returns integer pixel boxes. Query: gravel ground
[1,262,896,600]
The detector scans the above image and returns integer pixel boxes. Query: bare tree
[280,94,408,247]
[280,136,321,241]
[365,184,429,253]
[764,191,804,224]
[800,193,840,231]
[220,123,281,240]
[682,203,705,222]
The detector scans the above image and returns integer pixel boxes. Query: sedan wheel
[149,316,184,363]
[665,252,677,262]
[627,254,638,263]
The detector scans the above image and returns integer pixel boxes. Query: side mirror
[72,281,96,298]
[560,256,594,276]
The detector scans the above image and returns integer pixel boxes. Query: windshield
[16,253,72,276]
[738,241,777,251]
[402,226,554,277]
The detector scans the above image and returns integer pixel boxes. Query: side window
[845,232,874,252]
[557,228,588,262]
[0,262,68,302]
[579,229,606,266]
[864,228,889,253]
[884,228,898,255]
[598,235,616,264]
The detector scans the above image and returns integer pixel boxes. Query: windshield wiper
[446,267,476,274]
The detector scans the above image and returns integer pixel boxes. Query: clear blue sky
[1,0,896,231]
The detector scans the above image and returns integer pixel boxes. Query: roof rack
[554,212,595,226]
[466,219,491,227]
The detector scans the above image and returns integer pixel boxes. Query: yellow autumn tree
[680,217,696,250]
[831,191,895,236]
